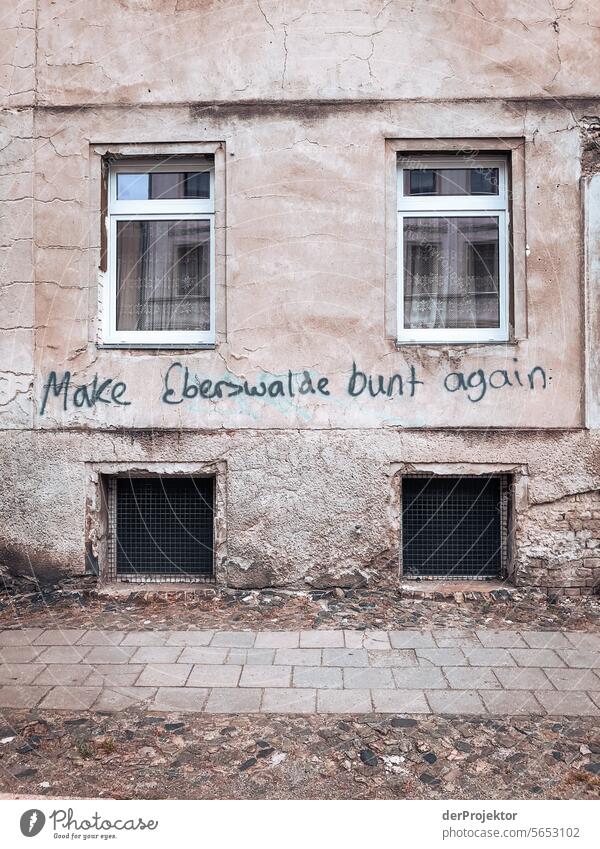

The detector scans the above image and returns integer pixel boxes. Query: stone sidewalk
[0,627,599,715]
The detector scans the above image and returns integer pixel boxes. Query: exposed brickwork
[518,491,600,597]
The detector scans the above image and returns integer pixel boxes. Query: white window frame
[105,159,216,346]
[396,155,509,344]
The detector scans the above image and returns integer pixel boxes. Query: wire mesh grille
[110,476,214,581]
[402,476,504,579]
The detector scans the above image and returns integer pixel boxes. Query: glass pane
[116,219,211,331]
[116,171,210,200]
[404,167,499,196]
[116,174,149,201]
[403,216,500,329]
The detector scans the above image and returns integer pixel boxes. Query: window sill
[97,342,217,351]
[395,338,518,350]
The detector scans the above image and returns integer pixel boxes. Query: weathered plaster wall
[1,1,600,591]
[34,0,600,104]
[2,428,600,589]
[28,101,586,431]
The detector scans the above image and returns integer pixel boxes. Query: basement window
[397,154,509,344]
[104,158,215,346]
[401,476,507,579]
[107,476,214,582]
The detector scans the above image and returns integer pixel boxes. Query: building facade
[1,0,600,595]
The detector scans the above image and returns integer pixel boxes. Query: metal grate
[402,476,505,579]
[108,476,214,582]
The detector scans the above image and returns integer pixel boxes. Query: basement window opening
[107,475,215,583]
[401,475,509,580]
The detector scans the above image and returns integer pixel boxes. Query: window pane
[116,219,211,331]
[403,216,500,329]
[116,171,210,200]
[404,167,499,196]
[116,174,149,201]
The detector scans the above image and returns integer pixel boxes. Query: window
[107,476,214,582]
[397,155,509,343]
[105,159,215,345]
[402,476,507,579]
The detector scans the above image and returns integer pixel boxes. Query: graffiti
[38,360,549,415]
[39,371,131,415]
[348,361,423,398]
[162,362,330,405]
[443,363,548,403]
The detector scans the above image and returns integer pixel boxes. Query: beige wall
[20,102,591,431]
[1,0,600,589]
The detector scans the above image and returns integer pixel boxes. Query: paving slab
[564,633,600,651]
[254,631,299,649]
[510,649,565,667]
[33,664,94,686]
[392,667,448,689]
[92,687,157,712]
[556,649,600,669]
[153,687,209,713]
[475,630,527,649]
[521,631,574,649]
[317,689,372,713]
[135,664,191,687]
[480,690,544,714]
[34,630,87,646]
[389,631,436,649]
[84,646,137,664]
[367,649,417,667]
[322,648,368,667]
[165,631,214,646]
[464,648,515,667]
[178,647,228,664]
[130,647,183,664]
[343,631,366,648]
[0,663,46,685]
[0,685,50,708]
[205,687,262,713]
[275,648,322,666]
[493,667,554,690]
[210,632,256,648]
[77,631,126,646]
[425,690,486,714]
[544,668,600,691]
[535,691,600,716]
[121,632,168,646]
[292,666,342,689]
[443,667,501,689]
[36,646,91,664]
[371,689,430,713]
[416,648,467,666]
[0,629,44,645]
[262,688,316,713]
[299,631,344,648]
[226,649,275,666]
[187,665,242,687]
[239,666,291,688]
[0,646,43,664]
[39,686,102,710]
[85,665,145,687]
[362,630,391,650]
[433,629,480,648]
[343,667,395,689]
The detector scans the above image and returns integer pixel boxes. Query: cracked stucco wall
[1,1,600,590]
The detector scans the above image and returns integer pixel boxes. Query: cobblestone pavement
[1,628,599,716]
[0,710,598,800]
